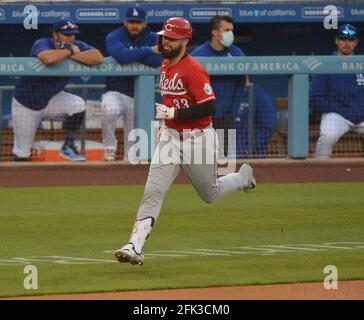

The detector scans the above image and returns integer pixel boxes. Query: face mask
[219,31,234,47]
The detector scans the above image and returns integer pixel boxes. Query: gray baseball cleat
[114,243,144,265]
[239,164,256,192]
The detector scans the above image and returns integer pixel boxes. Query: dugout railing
[0,55,364,161]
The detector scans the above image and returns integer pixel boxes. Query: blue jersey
[104,26,163,97]
[232,82,277,158]
[191,41,245,119]
[14,38,93,111]
[310,51,364,124]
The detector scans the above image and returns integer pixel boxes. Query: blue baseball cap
[125,6,147,22]
[337,24,358,39]
[53,18,80,35]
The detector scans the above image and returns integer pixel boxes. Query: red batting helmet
[157,17,192,40]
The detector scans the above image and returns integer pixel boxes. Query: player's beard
[161,44,183,59]
[129,29,143,39]
[126,24,146,40]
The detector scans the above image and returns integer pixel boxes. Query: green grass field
[0,182,364,298]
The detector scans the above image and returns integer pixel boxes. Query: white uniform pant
[12,91,86,158]
[136,126,247,222]
[315,112,364,159]
[101,91,134,159]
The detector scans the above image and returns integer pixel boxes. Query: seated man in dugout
[310,24,364,159]
[101,5,162,162]
[11,18,103,162]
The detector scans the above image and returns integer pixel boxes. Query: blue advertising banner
[1,56,364,76]
[0,3,364,24]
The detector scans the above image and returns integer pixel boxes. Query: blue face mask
[219,31,234,47]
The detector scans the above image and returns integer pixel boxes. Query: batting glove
[155,103,176,120]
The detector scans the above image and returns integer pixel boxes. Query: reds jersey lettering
[160,72,186,96]
[160,55,216,131]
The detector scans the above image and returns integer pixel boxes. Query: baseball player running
[12,18,103,161]
[114,18,256,266]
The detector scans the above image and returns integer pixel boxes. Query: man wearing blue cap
[310,24,364,158]
[12,18,103,161]
[101,5,163,161]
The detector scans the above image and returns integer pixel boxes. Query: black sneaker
[12,153,31,162]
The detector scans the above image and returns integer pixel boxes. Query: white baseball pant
[101,91,134,160]
[136,125,248,222]
[12,91,86,158]
[315,112,364,159]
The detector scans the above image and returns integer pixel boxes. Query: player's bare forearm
[70,49,104,66]
[37,50,72,65]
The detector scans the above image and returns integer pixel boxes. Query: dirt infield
[1,158,364,300]
[6,281,364,300]
[1,158,364,188]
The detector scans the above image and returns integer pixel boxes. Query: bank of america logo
[302,58,322,71]
[27,60,46,72]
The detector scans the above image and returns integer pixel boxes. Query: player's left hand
[151,45,160,55]
[155,103,176,119]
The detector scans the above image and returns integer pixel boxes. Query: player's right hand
[155,103,176,119]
